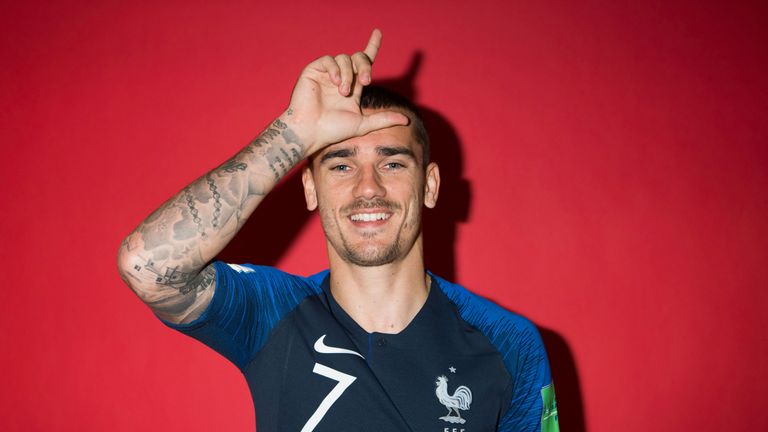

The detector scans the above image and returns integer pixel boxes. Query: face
[302,108,440,267]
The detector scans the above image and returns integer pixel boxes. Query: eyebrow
[320,148,356,164]
[319,146,417,164]
[376,146,416,160]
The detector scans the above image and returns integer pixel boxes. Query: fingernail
[342,83,350,94]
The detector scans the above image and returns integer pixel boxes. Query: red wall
[1,1,766,431]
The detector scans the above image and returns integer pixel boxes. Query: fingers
[363,28,382,63]
[311,29,382,96]
[348,29,380,93]
[316,55,341,86]
[357,110,410,136]
[334,54,353,96]
[352,52,372,85]
[334,49,374,96]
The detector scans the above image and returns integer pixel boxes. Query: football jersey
[164,261,559,432]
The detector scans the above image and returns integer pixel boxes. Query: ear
[301,166,318,211]
[423,162,440,209]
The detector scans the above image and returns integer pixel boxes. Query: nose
[353,165,386,199]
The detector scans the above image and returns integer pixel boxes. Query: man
[117,30,559,432]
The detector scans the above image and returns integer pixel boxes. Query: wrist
[278,109,322,157]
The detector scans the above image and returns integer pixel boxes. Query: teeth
[350,213,390,222]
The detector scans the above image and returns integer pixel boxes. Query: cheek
[317,200,334,220]
[408,182,426,208]
[316,205,339,239]
[316,196,343,229]
[314,187,334,211]
[401,189,424,227]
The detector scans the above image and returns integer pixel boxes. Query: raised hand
[285,29,409,156]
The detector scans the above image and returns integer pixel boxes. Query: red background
[1,1,766,431]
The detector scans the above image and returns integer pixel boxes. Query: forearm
[117,113,305,321]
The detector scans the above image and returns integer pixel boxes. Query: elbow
[116,240,154,303]
[116,237,140,291]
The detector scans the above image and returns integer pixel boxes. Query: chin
[340,242,402,267]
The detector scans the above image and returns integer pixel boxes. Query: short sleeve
[498,322,559,432]
[161,261,321,371]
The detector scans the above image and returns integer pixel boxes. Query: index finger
[363,29,383,63]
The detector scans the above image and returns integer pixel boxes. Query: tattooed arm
[116,117,302,324]
[116,29,407,324]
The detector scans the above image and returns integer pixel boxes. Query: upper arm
[498,323,559,432]
[160,263,323,370]
[154,263,217,324]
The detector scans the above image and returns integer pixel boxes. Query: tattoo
[172,217,197,242]
[281,128,300,146]
[206,175,222,229]
[248,136,267,150]
[138,201,175,250]
[290,148,302,163]
[135,256,214,295]
[273,118,287,129]
[267,161,280,181]
[119,236,135,252]
[183,186,206,237]
[286,108,293,116]
[263,128,281,140]
[280,148,301,167]
[246,127,280,154]
[244,126,292,181]
[273,155,287,175]
[155,266,190,288]
[180,265,215,295]
[221,159,247,173]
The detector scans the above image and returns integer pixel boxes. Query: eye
[384,162,405,170]
[330,164,350,172]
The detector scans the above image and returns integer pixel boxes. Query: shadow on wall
[217,169,309,267]
[217,51,584,431]
[539,327,586,432]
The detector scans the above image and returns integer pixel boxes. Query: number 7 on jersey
[301,363,357,432]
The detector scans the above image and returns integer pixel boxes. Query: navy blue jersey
[164,262,559,431]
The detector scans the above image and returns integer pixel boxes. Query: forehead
[312,108,421,164]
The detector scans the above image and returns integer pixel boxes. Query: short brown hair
[360,85,430,167]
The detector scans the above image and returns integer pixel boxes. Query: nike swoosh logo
[314,335,365,359]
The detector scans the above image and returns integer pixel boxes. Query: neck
[327,236,430,334]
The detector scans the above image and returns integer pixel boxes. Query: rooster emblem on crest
[435,375,473,424]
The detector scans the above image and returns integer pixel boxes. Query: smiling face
[302,109,440,267]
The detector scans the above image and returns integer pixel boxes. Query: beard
[337,230,404,267]
[320,198,416,267]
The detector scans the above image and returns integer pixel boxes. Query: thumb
[356,110,410,136]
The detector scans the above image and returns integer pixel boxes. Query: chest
[245,298,511,432]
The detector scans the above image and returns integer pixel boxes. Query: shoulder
[430,273,547,370]
[431,272,540,336]
[431,274,557,430]
[166,263,329,369]
[174,262,327,334]
[214,262,325,296]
